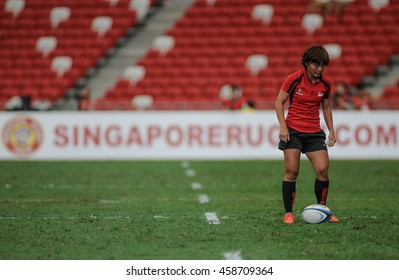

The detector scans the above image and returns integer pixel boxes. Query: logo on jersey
[318,92,324,97]
[2,115,44,157]
[295,88,303,96]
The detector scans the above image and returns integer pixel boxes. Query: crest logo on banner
[2,115,44,157]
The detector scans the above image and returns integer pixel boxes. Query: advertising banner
[1,111,398,160]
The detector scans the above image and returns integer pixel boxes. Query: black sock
[314,178,329,205]
[282,181,296,213]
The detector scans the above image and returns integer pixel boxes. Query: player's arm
[322,97,336,147]
[275,89,290,142]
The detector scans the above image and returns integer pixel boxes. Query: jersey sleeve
[281,72,298,93]
[322,77,332,99]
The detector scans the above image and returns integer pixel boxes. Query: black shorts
[278,127,327,154]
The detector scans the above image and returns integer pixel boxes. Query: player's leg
[306,150,340,222]
[306,150,329,204]
[282,149,301,223]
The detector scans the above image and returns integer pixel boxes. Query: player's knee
[316,167,329,180]
[285,169,299,181]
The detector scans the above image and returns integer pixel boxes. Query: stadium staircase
[85,0,195,109]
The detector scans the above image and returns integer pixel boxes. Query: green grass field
[0,160,398,260]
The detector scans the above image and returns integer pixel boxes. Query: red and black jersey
[281,69,331,133]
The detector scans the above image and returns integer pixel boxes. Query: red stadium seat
[0,0,142,108]
[98,0,399,110]
[381,86,399,100]
[2,0,395,110]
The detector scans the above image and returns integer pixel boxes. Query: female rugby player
[275,45,340,224]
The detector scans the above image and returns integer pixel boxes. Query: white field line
[0,197,205,204]
[204,212,220,224]
[0,196,297,204]
[190,182,202,190]
[0,215,172,220]
[0,215,380,221]
[180,161,190,168]
[197,194,210,204]
[185,164,233,256]
[223,251,242,260]
[0,199,125,204]
[185,169,196,177]
[153,215,170,219]
[98,200,122,204]
[0,199,61,203]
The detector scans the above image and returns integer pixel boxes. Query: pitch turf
[0,160,398,260]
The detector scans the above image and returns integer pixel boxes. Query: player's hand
[327,134,336,147]
[279,127,290,143]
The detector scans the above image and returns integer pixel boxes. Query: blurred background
[1,0,399,112]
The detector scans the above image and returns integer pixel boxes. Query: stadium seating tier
[98,0,399,110]
[1,0,399,110]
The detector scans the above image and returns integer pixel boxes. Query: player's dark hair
[302,45,330,68]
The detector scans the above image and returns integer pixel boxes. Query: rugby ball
[302,204,332,224]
